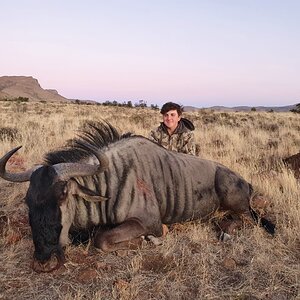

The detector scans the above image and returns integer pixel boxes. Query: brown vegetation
[0,101,299,299]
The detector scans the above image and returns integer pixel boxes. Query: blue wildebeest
[0,121,275,272]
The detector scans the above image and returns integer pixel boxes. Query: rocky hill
[0,76,69,102]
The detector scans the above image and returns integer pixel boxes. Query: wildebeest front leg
[94,218,146,252]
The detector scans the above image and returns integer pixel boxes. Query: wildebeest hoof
[146,235,164,246]
[219,231,232,242]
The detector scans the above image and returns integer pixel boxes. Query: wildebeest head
[26,165,66,272]
[0,146,109,272]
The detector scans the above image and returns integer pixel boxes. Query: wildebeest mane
[44,121,131,165]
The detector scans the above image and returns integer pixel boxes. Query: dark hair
[160,102,183,116]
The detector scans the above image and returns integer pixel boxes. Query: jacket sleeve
[181,132,196,155]
[149,129,160,143]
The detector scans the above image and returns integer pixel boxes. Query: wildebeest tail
[248,184,275,235]
[250,207,275,235]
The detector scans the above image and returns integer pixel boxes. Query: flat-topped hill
[0,76,68,102]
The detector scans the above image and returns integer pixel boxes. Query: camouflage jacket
[149,118,196,155]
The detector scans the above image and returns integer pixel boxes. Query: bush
[290,103,300,113]
[16,97,29,103]
[0,127,20,142]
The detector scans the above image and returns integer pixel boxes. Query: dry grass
[0,101,299,300]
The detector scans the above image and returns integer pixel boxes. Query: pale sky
[1,0,299,107]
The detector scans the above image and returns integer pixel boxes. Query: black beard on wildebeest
[26,166,66,271]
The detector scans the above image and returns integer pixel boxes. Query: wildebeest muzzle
[32,247,66,273]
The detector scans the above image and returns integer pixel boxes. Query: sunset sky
[1,1,299,107]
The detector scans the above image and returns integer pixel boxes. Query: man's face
[163,109,181,131]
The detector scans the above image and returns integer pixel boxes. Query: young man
[149,102,195,155]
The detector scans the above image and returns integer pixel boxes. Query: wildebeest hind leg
[94,218,146,252]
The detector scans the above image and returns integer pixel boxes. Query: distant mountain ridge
[184,103,297,112]
[0,76,68,102]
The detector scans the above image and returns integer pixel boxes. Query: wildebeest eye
[62,184,68,196]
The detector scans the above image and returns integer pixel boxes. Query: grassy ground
[0,101,299,300]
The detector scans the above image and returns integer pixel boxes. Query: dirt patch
[141,253,176,274]
[76,267,99,284]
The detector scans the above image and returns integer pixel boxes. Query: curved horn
[54,151,109,180]
[0,146,40,182]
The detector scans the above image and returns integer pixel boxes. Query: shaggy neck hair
[44,121,130,165]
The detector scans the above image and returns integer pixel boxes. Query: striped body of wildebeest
[0,121,275,272]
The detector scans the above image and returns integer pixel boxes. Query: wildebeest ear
[67,179,109,203]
